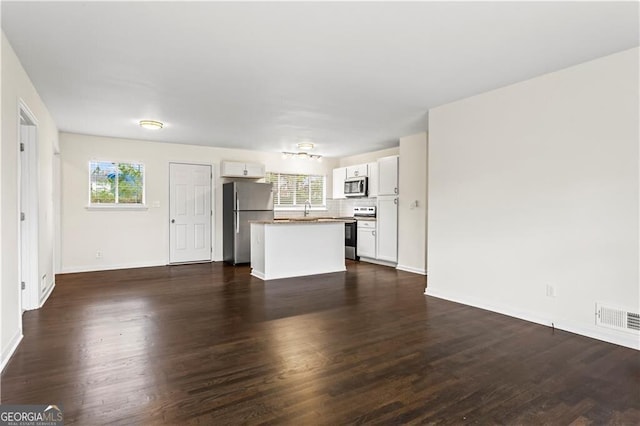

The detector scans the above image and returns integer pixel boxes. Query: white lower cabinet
[357,220,376,258]
[376,196,398,263]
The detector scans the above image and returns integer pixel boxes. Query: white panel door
[20,121,39,311]
[170,163,212,263]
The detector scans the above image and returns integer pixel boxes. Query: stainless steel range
[344,207,376,261]
[353,206,376,219]
[344,220,358,260]
[354,206,377,260]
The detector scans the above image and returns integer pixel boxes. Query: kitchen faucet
[304,200,311,217]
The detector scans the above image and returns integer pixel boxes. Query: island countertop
[249,217,355,224]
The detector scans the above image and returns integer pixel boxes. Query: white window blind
[89,161,145,205]
[265,172,326,208]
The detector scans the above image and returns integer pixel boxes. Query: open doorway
[19,103,40,311]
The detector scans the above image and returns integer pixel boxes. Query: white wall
[397,132,428,274]
[427,48,639,349]
[59,133,338,272]
[1,32,58,369]
[338,146,399,167]
[0,32,4,371]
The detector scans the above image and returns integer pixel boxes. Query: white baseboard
[39,281,55,307]
[425,286,640,351]
[550,318,640,351]
[396,264,427,275]
[1,329,23,373]
[256,267,347,281]
[251,270,266,280]
[60,260,167,274]
[358,257,397,268]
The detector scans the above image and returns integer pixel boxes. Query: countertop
[250,217,356,224]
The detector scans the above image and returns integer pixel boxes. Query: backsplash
[338,198,376,217]
[274,197,376,219]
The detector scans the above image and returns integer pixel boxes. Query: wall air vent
[627,313,640,331]
[596,303,640,333]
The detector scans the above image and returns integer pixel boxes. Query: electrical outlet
[96,250,103,259]
[546,284,556,298]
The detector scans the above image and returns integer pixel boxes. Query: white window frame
[87,160,147,210]
[266,172,327,212]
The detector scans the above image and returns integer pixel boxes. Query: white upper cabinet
[346,164,368,179]
[244,163,265,178]
[367,162,378,198]
[221,161,265,178]
[377,155,399,196]
[332,167,346,199]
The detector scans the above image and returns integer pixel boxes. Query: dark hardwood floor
[1,261,639,424]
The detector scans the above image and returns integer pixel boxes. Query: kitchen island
[250,219,349,280]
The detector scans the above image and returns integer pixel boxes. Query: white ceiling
[2,2,638,158]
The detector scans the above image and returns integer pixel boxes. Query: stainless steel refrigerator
[223,181,274,264]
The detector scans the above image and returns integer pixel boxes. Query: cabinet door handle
[393,198,398,205]
[236,193,240,233]
[394,187,398,194]
[372,231,376,236]
[171,219,175,224]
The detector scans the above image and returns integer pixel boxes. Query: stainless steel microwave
[344,176,368,197]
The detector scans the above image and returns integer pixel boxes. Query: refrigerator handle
[235,192,240,233]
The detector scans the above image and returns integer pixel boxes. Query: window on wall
[265,172,326,209]
[89,161,145,205]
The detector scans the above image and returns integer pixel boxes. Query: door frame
[168,162,215,264]
[18,99,40,311]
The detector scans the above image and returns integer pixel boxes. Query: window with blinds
[89,161,145,205]
[265,172,326,209]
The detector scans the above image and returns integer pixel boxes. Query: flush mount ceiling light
[296,142,315,151]
[282,151,322,161]
[139,120,163,130]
